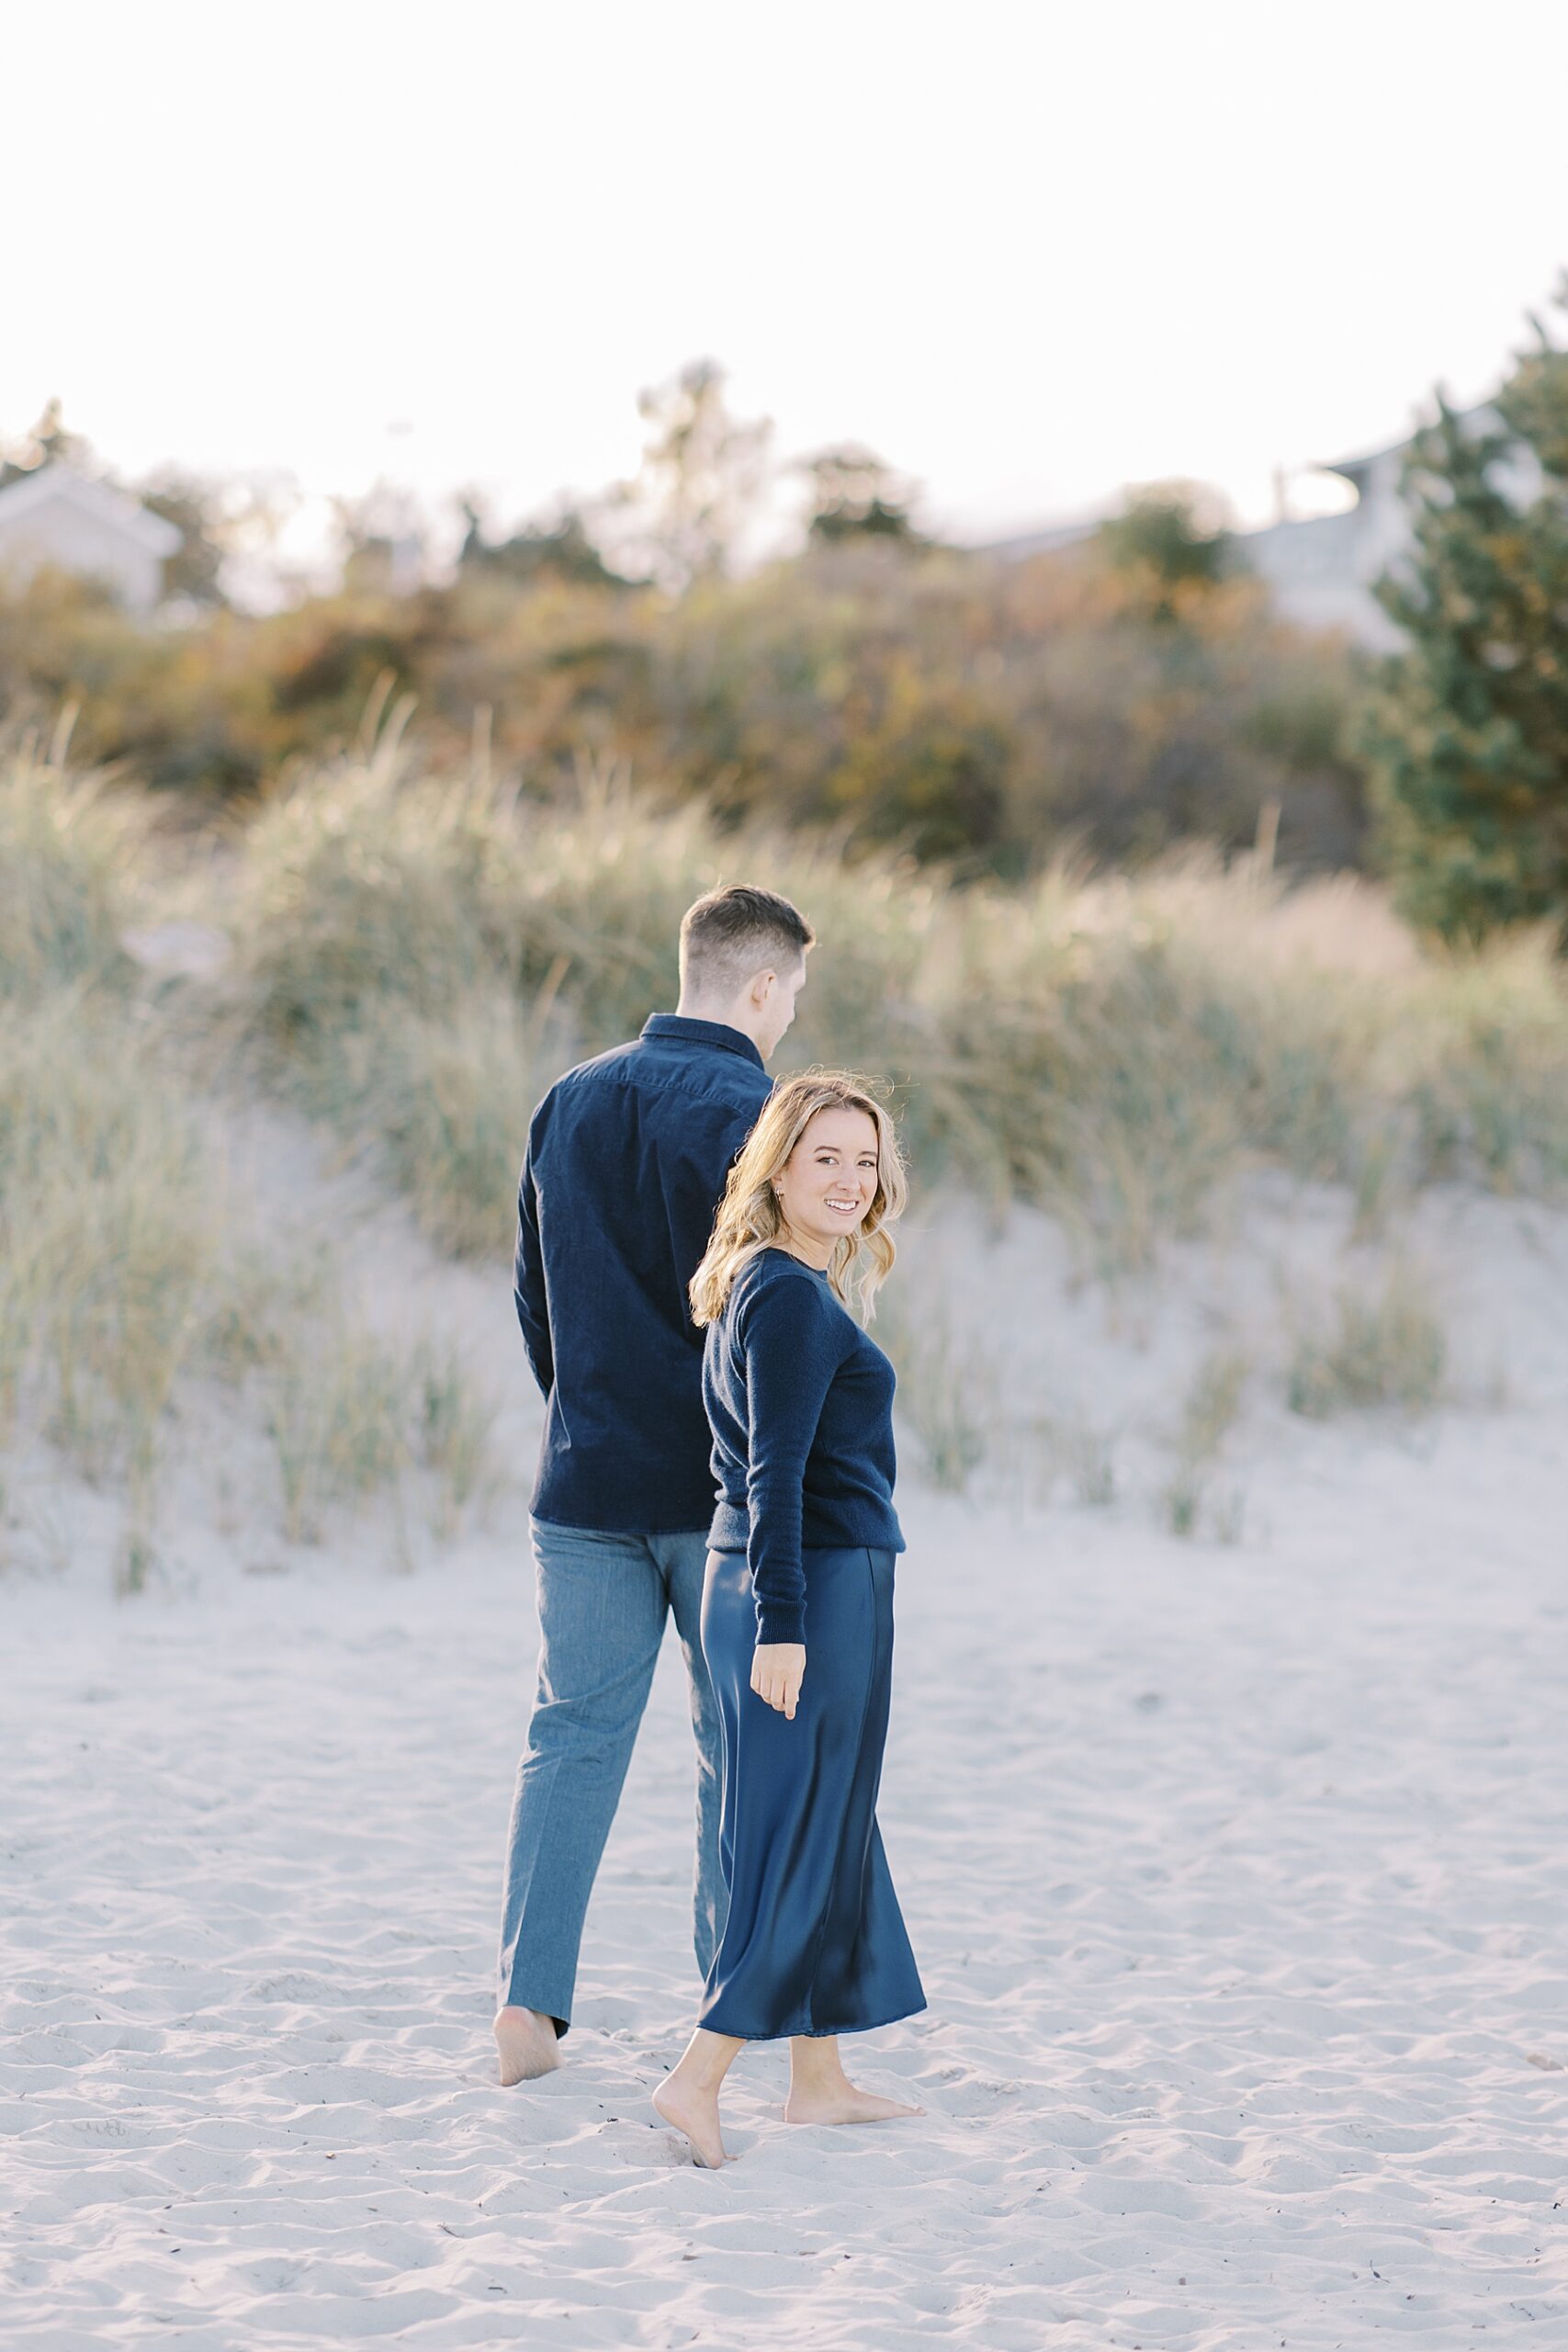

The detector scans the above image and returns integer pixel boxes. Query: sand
[6,1150,1568,2347]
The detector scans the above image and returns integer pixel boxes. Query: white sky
[5,0,1567,574]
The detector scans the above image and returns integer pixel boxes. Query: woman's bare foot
[651,2028,743,2168]
[784,2034,923,2127]
[784,2081,924,2125]
[493,2005,561,2085]
[652,2073,728,2169]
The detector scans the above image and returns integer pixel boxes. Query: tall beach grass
[0,721,148,1004]
[221,734,1568,1275]
[0,737,504,1580]
[6,720,1562,1568]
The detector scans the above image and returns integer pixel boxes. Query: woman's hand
[751,1643,807,1720]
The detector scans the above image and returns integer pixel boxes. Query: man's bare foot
[493,2005,561,2086]
[784,2081,924,2126]
[652,2073,728,2168]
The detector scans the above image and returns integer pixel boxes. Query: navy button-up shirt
[513,1013,774,1533]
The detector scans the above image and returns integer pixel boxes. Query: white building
[976,476,1414,647]
[1243,408,1546,650]
[1238,442,1409,650]
[0,463,183,616]
[983,405,1541,651]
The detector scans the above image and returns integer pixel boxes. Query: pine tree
[1366,289,1568,941]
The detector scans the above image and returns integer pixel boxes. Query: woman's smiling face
[774,1105,881,1260]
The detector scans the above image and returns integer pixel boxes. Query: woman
[652,1072,926,2168]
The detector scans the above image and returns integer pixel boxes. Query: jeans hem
[500,1986,572,2039]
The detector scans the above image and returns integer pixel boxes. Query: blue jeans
[496,1520,724,2035]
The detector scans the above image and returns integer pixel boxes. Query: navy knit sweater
[704,1247,905,1645]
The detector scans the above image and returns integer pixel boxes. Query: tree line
[6,298,1568,938]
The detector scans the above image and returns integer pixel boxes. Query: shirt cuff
[754,1600,807,1647]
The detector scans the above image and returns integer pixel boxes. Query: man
[495,883,815,2086]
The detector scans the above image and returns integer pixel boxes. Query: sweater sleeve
[740,1273,849,1646]
[512,1115,554,1399]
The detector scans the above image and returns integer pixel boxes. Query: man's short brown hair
[679,884,815,997]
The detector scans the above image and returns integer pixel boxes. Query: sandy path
[6,1430,1567,2350]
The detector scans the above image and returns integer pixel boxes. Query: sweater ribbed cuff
[755,1603,807,1647]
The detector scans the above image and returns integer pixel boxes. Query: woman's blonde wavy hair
[690,1070,908,1329]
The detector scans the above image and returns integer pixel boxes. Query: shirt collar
[640,1012,766,1072]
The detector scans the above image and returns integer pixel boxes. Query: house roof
[0,462,183,554]
[1317,401,1503,488]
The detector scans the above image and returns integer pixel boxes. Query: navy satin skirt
[697,1544,926,2041]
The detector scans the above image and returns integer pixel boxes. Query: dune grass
[0,737,504,1577]
[1158,1344,1251,1541]
[1179,1345,1250,1458]
[1286,1262,1449,1419]
[413,1338,505,1540]
[285,988,550,1261]
[0,984,503,1570]
[0,993,219,1485]
[874,1287,999,1495]
[1060,1420,1120,1508]
[0,743,208,1489]
[261,1295,502,1548]
[4,722,1562,1566]
[220,733,1568,1281]
[0,723,148,1005]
